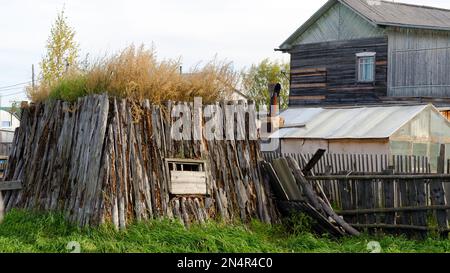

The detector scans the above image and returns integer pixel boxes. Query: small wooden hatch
[165,158,208,195]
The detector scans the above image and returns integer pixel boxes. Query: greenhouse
[270,104,450,170]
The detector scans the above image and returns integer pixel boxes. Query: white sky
[1,0,450,106]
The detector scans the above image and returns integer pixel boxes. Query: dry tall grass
[28,45,239,104]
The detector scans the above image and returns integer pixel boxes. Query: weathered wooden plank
[307,174,450,180]
[432,145,448,230]
[0,181,22,191]
[289,37,388,106]
[356,180,365,225]
[338,178,353,223]
[338,205,450,215]
[383,168,395,225]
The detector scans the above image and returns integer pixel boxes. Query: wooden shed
[279,0,450,107]
[268,104,450,169]
[1,95,278,228]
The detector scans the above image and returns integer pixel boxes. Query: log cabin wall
[1,95,278,228]
[289,37,388,106]
[388,28,450,97]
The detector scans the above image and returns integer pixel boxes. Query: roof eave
[379,22,450,32]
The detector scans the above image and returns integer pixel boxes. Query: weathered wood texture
[0,142,12,157]
[288,37,388,106]
[388,28,450,97]
[264,152,450,236]
[0,95,278,228]
[265,152,436,208]
[292,2,384,45]
[264,153,432,175]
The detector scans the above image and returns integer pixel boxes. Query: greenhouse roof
[271,104,435,140]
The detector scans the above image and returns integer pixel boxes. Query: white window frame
[165,158,209,196]
[356,52,376,83]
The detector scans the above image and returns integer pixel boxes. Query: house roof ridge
[377,0,450,13]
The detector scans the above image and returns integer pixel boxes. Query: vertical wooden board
[398,180,410,226]
[338,178,354,223]
[356,180,366,224]
[366,179,376,225]
[383,178,395,225]
[431,180,448,229]
[374,154,379,173]
[333,153,337,173]
[358,154,363,173]
[434,145,449,231]
[409,179,420,226]
[416,179,428,231]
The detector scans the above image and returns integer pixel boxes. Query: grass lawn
[1,210,450,253]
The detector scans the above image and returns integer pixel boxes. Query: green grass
[1,210,450,253]
[48,75,89,102]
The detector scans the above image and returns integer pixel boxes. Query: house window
[166,159,208,195]
[1,121,11,128]
[356,52,376,82]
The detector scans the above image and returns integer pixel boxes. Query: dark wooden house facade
[279,0,450,106]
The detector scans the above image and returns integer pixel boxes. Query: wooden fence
[0,142,12,157]
[264,152,450,235]
[306,174,450,234]
[263,152,436,174]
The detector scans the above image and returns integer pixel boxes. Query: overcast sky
[1,0,450,106]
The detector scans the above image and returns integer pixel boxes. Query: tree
[40,8,79,85]
[242,59,290,111]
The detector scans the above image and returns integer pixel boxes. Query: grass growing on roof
[28,45,240,104]
[1,210,450,253]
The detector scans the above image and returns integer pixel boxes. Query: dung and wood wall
[1,94,278,228]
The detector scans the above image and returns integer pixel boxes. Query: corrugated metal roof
[342,0,450,31]
[280,0,450,49]
[270,104,429,139]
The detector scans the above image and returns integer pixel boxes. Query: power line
[0,90,27,97]
[0,86,26,93]
[0,81,31,90]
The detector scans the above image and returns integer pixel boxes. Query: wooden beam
[291,68,327,74]
[337,205,450,215]
[351,223,447,232]
[291,83,326,89]
[302,149,326,176]
[289,95,326,101]
[0,181,22,191]
[306,174,450,181]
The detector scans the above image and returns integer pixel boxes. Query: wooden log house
[278,0,450,109]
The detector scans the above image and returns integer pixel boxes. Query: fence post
[434,144,449,231]
[0,192,3,223]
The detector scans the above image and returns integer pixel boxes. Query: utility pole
[32,64,35,91]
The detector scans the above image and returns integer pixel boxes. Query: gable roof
[280,0,450,50]
[270,104,438,139]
